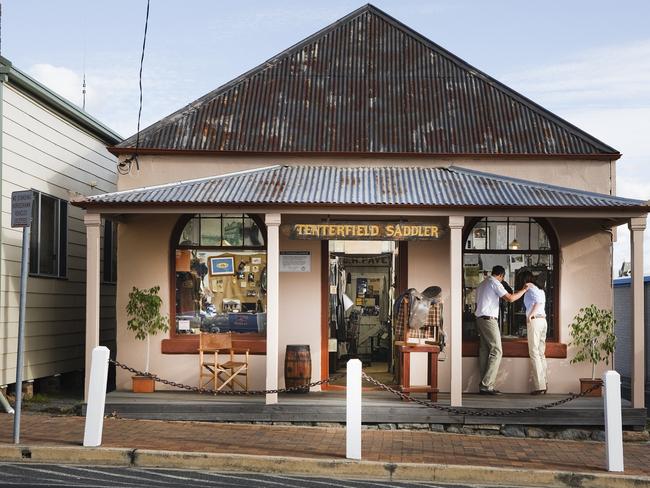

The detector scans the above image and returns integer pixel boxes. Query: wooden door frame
[321,240,408,389]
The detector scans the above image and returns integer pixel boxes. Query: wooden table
[397,343,440,401]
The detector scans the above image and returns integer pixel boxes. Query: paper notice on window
[280,251,311,272]
[178,320,190,331]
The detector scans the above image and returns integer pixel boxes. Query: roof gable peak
[114,5,618,158]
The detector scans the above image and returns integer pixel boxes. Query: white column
[629,216,646,409]
[265,213,281,405]
[84,213,102,401]
[449,215,465,407]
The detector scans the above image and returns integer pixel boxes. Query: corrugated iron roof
[112,5,618,158]
[77,165,645,209]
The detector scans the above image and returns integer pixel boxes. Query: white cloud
[502,40,650,110]
[501,40,650,274]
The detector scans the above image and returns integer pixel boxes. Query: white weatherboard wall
[0,83,117,386]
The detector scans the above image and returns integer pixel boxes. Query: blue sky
[4,1,650,270]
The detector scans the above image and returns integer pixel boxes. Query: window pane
[39,195,58,275]
[510,222,530,250]
[175,251,267,336]
[222,218,243,246]
[467,220,487,250]
[200,218,222,246]
[462,252,554,340]
[29,193,39,274]
[487,221,508,250]
[179,217,200,246]
[530,222,551,250]
[244,218,264,246]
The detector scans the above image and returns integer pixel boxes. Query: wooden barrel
[284,345,311,393]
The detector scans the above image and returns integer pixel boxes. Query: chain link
[361,372,601,416]
[110,359,344,395]
[110,359,599,415]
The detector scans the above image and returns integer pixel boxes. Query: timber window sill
[462,340,567,358]
[162,334,267,354]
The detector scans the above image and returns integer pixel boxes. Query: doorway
[326,240,400,386]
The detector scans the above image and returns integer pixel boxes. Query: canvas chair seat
[198,332,250,392]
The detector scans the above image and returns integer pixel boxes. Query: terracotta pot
[132,375,155,393]
[579,378,603,397]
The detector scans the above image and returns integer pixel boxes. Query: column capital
[265,213,282,226]
[448,215,465,229]
[629,216,647,232]
[84,213,102,227]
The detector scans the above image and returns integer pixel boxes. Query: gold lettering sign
[281,222,445,240]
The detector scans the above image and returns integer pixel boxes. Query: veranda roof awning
[74,165,648,211]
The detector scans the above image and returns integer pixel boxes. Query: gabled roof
[112,5,618,159]
[75,165,645,210]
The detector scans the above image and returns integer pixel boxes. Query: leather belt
[478,316,497,320]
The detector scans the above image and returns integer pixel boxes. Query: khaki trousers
[527,317,548,391]
[476,317,502,391]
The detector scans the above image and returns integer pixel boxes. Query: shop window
[463,217,557,341]
[173,214,267,338]
[103,219,118,283]
[29,191,67,278]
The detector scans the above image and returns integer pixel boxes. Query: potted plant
[126,286,169,393]
[568,305,616,396]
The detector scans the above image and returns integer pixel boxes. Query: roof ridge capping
[447,166,644,204]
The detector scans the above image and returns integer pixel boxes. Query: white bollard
[603,370,624,472]
[346,358,362,460]
[83,346,110,447]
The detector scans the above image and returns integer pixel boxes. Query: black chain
[361,372,601,417]
[110,359,598,415]
[110,359,344,395]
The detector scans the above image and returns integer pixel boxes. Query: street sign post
[11,190,32,444]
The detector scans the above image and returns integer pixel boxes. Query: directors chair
[198,332,250,392]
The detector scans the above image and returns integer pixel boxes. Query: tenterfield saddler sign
[282,222,445,240]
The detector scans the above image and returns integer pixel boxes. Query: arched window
[172,214,267,337]
[462,217,558,341]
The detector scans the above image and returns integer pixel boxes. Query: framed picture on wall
[209,256,235,276]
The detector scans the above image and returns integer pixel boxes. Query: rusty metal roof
[112,5,618,158]
[77,165,644,209]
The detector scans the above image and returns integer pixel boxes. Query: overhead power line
[118,0,151,175]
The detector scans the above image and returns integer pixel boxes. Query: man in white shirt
[474,265,529,395]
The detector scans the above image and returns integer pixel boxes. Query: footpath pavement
[0,412,649,487]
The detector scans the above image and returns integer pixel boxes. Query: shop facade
[75,5,647,409]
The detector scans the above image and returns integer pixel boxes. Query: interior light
[509,239,520,250]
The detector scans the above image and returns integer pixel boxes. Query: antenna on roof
[118,0,150,176]
[82,72,86,110]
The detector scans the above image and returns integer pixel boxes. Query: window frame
[29,190,68,279]
[461,217,565,358]
[163,213,268,354]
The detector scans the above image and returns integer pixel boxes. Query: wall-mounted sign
[280,251,311,272]
[282,222,445,241]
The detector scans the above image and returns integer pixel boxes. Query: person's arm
[527,302,542,322]
[502,283,529,303]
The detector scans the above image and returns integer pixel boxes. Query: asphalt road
[0,463,533,488]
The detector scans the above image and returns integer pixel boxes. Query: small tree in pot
[568,305,616,396]
[126,286,168,392]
